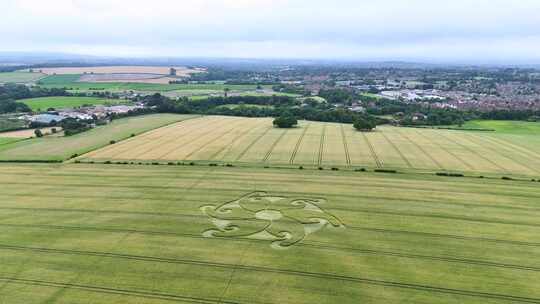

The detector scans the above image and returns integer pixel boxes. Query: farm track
[234,126,274,162]
[2,227,540,272]
[477,134,540,160]
[460,133,532,172]
[184,119,249,160]
[361,133,382,167]
[3,179,540,207]
[2,165,540,198]
[289,124,310,164]
[156,118,234,160]
[396,129,444,170]
[380,132,412,168]
[2,199,540,229]
[0,277,241,304]
[438,132,509,173]
[211,121,268,161]
[317,125,326,165]
[413,130,475,171]
[340,125,351,166]
[117,118,214,160]
[3,222,540,251]
[4,189,540,216]
[88,117,202,158]
[263,129,288,162]
[1,246,540,303]
[465,133,540,175]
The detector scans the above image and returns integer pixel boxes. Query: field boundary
[380,132,412,168]
[72,115,201,162]
[476,134,540,160]
[234,125,274,162]
[465,133,540,175]
[318,125,326,165]
[396,129,444,170]
[361,133,382,167]
[340,125,351,166]
[156,118,231,160]
[263,129,288,162]
[86,116,204,159]
[290,124,310,164]
[211,121,267,161]
[414,130,475,171]
[439,132,509,173]
[184,119,248,160]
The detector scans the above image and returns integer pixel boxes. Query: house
[411,113,428,121]
[349,106,365,113]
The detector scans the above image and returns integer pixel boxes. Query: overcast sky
[2,0,540,63]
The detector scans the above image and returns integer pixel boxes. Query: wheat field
[82,116,540,176]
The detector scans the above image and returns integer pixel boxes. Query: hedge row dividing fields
[82,116,540,177]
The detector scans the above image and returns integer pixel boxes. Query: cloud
[1,0,540,62]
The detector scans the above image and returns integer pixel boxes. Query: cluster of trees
[478,109,540,121]
[0,99,30,114]
[140,93,385,126]
[273,115,298,128]
[318,89,355,105]
[140,94,298,115]
[272,84,310,96]
[60,118,92,136]
[400,109,467,126]
[353,115,377,131]
[0,83,67,100]
[0,84,68,114]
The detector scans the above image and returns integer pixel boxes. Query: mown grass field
[0,163,539,303]
[0,71,45,83]
[82,116,540,177]
[38,75,271,93]
[0,114,197,161]
[20,96,122,111]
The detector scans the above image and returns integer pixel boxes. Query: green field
[81,116,540,178]
[0,114,197,161]
[38,75,271,93]
[0,163,539,303]
[20,96,122,111]
[459,120,540,135]
[0,72,45,83]
[0,137,22,146]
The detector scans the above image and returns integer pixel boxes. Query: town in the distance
[1,61,539,138]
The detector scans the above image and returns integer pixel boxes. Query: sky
[2,0,540,63]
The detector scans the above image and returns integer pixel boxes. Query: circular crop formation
[200,191,345,249]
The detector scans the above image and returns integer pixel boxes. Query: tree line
[0,84,68,114]
[139,93,382,130]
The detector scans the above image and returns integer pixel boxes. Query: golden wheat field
[81,116,540,176]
